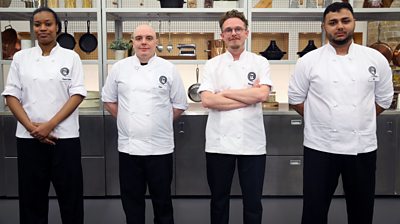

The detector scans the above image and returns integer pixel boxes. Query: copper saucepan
[393,44,400,67]
[369,22,393,63]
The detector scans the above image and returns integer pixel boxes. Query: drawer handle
[289,160,302,166]
[290,119,302,126]
[178,121,184,134]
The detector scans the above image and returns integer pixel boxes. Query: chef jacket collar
[224,49,247,61]
[326,41,356,60]
[33,42,61,56]
[132,53,157,65]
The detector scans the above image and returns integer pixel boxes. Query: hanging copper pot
[393,44,400,67]
[369,22,393,63]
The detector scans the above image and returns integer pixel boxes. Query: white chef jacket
[288,42,393,155]
[2,44,87,139]
[101,55,188,156]
[198,50,273,155]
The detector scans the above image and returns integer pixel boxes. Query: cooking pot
[369,23,393,63]
[259,40,286,60]
[188,66,201,102]
[79,20,98,53]
[0,0,12,7]
[297,40,317,57]
[160,0,184,8]
[2,25,20,59]
[57,20,76,50]
[393,44,400,67]
[206,40,226,59]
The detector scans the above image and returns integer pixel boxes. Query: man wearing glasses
[198,9,272,224]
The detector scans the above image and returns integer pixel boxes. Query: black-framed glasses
[222,27,246,35]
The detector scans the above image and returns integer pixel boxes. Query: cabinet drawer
[264,115,304,155]
[264,156,303,195]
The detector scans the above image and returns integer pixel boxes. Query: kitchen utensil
[369,22,393,63]
[2,25,19,59]
[188,66,201,102]
[260,40,286,60]
[23,0,39,8]
[0,0,12,7]
[160,0,184,7]
[156,20,163,53]
[393,44,400,67]
[254,0,272,7]
[79,20,98,53]
[56,20,76,50]
[204,0,213,7]
[167,20,173,53]
[207,39,225,58]
[297,40,317,57]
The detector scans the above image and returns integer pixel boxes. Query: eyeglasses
[222,27,246,35]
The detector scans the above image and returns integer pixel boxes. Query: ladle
[167,20,173,53]
[156,20,163,53]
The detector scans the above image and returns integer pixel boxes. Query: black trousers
[206,153,266,224]
[119,152,174,224]
[302,147,377,224]
[17,138,84,224]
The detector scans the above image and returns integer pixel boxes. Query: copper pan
[393,44,400,67]
[369,22,393,63]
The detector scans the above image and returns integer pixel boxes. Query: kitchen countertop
[184,103,400,115]
[0,103,399,116]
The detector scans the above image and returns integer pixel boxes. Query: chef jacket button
[353,104,356,107]
[333,104,338,108]
[353,130,357,134]
[332,129,337,132]
[333,80,338,83]
[146,113,150,116]
[237,136,241,139]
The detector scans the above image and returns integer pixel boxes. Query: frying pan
[188,66,201,102]
[79,20,98,53]
[2,25,19,59]
[57,20,76,50]
[393,44,400,67]
[369,22,393,63]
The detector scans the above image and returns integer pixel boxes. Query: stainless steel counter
[183,103,400,116]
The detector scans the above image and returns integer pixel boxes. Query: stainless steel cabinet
[376,114,397,195]
[104,115,119,196]
[264,115,304,155]
[174,115,241,196]
[104,115,177,196]
[1,115,106,196]
[0,116,4,196]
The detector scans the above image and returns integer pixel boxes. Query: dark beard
[331,35,353,46]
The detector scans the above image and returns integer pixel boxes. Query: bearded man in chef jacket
[198,9,272,224]
[288,2,393,224]
[102,24,188,224]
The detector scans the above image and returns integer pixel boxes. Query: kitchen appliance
[177,44,196,57]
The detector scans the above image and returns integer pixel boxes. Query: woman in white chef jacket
[1,7,86,224]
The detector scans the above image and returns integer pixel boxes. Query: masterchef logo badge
[60,67,71,80]
[158,75,167,88]
[247,72,256,85]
